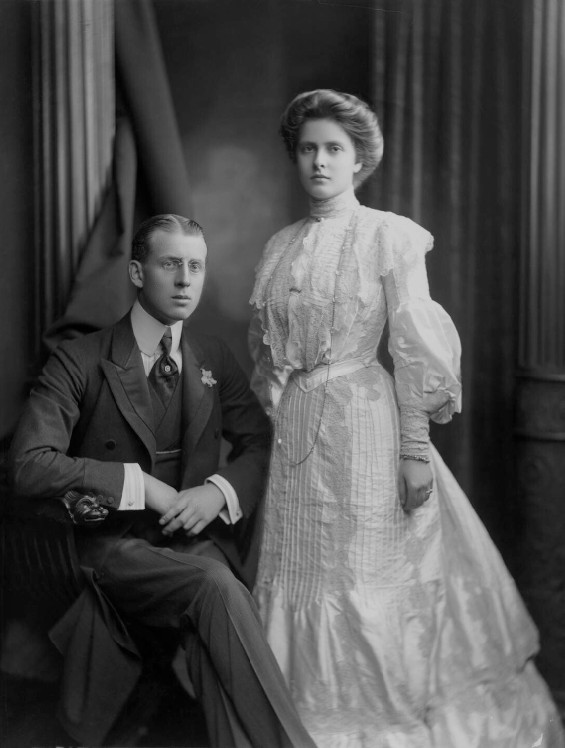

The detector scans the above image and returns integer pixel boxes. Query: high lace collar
[309,186,360,219]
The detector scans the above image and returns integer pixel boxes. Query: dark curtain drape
[370,0,523,558]
[44,0,191,352]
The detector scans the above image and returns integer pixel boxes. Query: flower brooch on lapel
[200,368,217,388]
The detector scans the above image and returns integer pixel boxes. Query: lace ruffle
[249,207,397,369]
[399,407,430,458]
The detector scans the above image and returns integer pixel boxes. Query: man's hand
[398,459,433,512]
[143,472,179,515]
[159,483,226,537]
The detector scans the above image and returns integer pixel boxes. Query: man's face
[129,229,207,325]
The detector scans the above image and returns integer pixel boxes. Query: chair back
[1,499,85,612]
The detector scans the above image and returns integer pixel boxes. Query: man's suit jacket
[8,312,272,743]
[10,311,271,583]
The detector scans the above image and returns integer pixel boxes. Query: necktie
[149,327,179,408]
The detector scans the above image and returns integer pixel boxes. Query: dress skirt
[253,361,564,747]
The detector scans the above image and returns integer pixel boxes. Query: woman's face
[296,118,362,201]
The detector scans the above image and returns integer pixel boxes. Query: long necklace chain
[269,209,359,467]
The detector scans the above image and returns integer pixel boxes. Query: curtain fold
[371,0,523,555]
[43,114,137,349]
[43,0,191,353]
[114,0,192,216]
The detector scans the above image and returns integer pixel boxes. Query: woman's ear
[354,161,362,174]
[129,260,144,289]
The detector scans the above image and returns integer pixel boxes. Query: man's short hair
[131,214,204,263]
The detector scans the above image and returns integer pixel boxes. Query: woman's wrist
[399,407,430,461]
[399,453,430,464]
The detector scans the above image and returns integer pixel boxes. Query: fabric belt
[291,357,376,392]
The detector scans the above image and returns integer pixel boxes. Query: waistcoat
[148,372,184,490]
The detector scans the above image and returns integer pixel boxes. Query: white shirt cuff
[119,463,145,510]
[206,474,242,525]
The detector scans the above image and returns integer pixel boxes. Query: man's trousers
[93,535,315,748]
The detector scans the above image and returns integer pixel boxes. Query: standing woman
[249,89,564,747]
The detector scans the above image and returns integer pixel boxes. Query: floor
[0,669,210,748]
[2,661,564,747]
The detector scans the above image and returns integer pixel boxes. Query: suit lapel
[101,315,156,460]
[181,331,214,461]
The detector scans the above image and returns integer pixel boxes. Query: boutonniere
[200,368,217,388]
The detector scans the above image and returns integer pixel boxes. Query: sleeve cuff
[399,407,430,459]
[206,474,242,525]
[119,463,145,510]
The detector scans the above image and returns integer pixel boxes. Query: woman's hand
[398,459,433,512]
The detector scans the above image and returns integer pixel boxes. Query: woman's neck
[309,186,359,218]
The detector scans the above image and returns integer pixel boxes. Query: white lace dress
[249,188,564,748]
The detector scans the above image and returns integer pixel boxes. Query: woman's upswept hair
[131,214,204,263]
[280,89,384,187]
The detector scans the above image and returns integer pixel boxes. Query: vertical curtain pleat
[32,0,115,356]
[67,0,83,269]
[388,13,410,214]
[409,2,424,223]
[82,0,98,230]
[541,1,557,363]
[53,0,71,299]
[556,3,564,364]
[524,1,542,367]
[371,0,522,549]
[521,0,565,370]
[461,0,484,477]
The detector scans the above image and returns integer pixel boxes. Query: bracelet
[399,454,430,464]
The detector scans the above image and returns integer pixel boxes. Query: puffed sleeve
[381,214,462,459]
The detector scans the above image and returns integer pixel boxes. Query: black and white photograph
[1,1,564,746]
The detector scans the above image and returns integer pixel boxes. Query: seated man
[9,214,314,748]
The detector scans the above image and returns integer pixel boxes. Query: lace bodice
[249,189,462,449]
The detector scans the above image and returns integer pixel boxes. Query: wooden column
[515,0,565,714]
[32,0,114,359]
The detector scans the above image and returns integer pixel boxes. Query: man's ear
[129,260,144,289]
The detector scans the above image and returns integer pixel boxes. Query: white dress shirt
[118,300,242,525]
